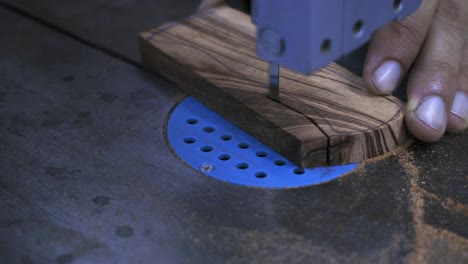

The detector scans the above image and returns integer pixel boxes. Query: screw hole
[256,151,268,158]
[238,142,250,149]
[186,118,198,125]
[255,171,267,178]
[203,126,215,133]
[320,39,331,54]
[218,154,231,161]
[352,20,364,38]
[200,145,213,152]
[236,162,249,170]
[220,135,232,141]
[184,137,196,144]
[393,0,403,13]
[293,168,305,175]
[274,159,286,166]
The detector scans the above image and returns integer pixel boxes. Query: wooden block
[139,6,407,167]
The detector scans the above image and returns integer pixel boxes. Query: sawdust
[397,150,427,264]
[398,147,468,263]
[415,185,468,217]
[349,137,414,177]
[357,138,414,166]
[397,150,420,178]
[425,223,468,246]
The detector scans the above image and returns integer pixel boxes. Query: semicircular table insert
[140,6,407,167]
[166,96,359,188]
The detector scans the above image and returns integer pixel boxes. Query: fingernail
[451,91,468,121]
[415,96,446,131]
[372,60,402,94]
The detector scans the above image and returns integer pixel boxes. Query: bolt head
[259,29,284,57]
[199,163,215,173]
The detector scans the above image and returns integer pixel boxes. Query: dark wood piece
[140,6,407,167]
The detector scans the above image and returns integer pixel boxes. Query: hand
[199,0,468,142]
[363,0,468,142]
[197,0,224,12]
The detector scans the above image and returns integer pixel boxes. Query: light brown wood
[140,6,407,167]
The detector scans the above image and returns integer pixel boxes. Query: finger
[363,0,438,95]
[405,0,468,141]
[198,0,224,12]
[447,35,468,133]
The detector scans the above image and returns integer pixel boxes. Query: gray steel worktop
[0,1,467,263]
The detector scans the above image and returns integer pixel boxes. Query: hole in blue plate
[274,159,286,166]
[220,134,232,141]
[236,162,249,170]
[218,154,231,161]
[184,137,196,144]
[293,168,305,175]
[238,142,249,149]
[203,126,215,133]
[186,118,198,125]
[200,145,213,152]
[167,97,360,188]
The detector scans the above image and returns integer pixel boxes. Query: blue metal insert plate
[166,97,359,188]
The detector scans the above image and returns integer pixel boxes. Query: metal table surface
[0,1,467,263]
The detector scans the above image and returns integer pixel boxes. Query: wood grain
[139,6,407,167]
